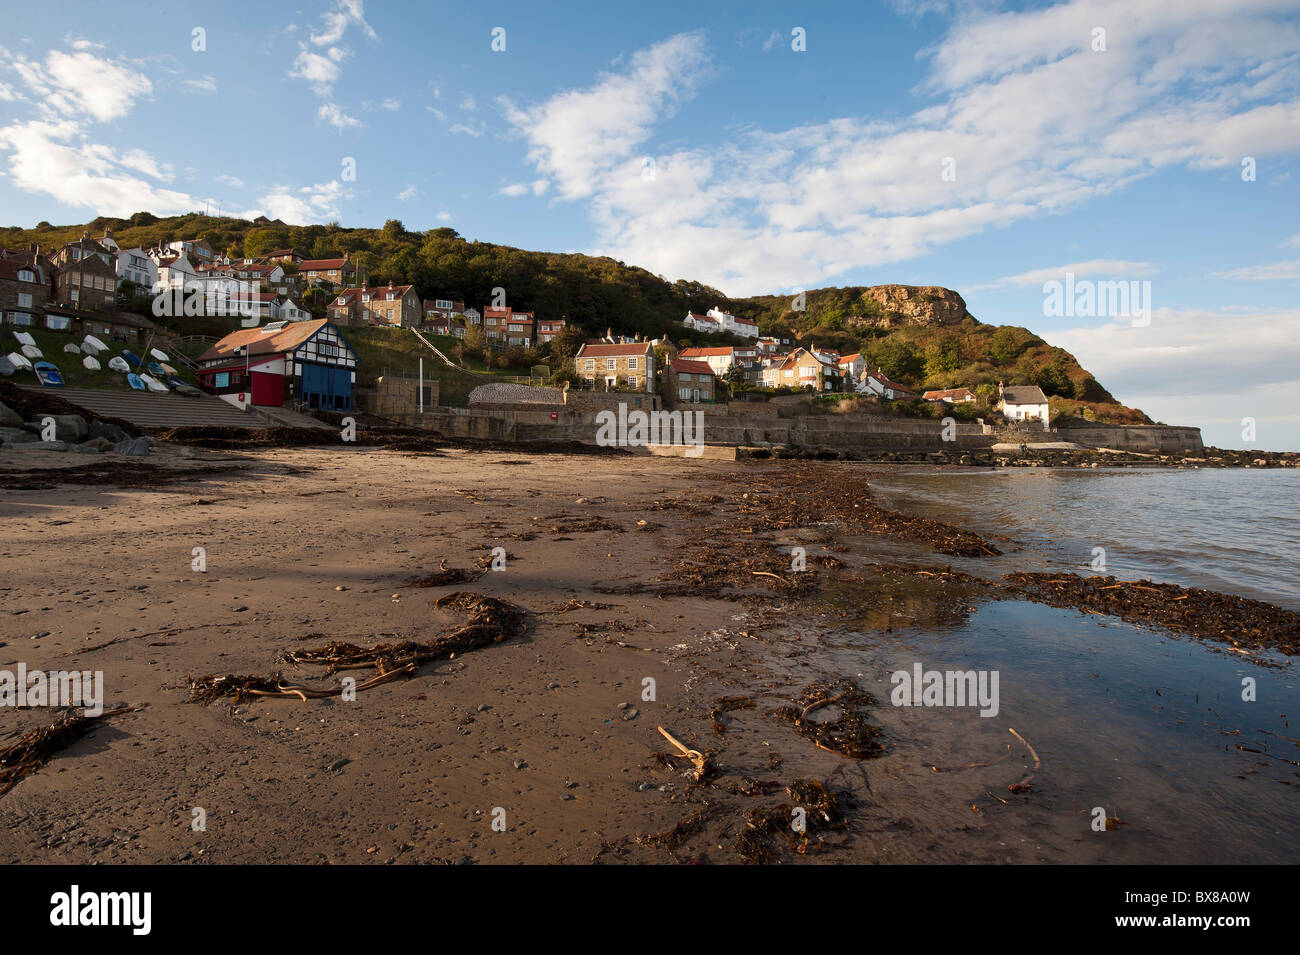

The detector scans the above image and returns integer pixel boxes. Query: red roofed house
[195,318,359,411]
[574,341,655,392]
[922,387,976,404]
[536,318,566,343]
[327,288,362,326]
[668,358,717,404]
[483,306,535,346]
[300,255,356,287]
[359,281,420,327]
[678,346,735,377]
[838,353,866,380]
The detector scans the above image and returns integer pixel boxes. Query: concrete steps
[26,386,263,430]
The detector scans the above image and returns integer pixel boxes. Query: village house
[923,387,977,404]
[838,353,867,380]
[327,289,361,326]
[263,249,305,266]
[536,318,566,343]
[360,281,421,327]
[483,306,536,346]
[678,346,736,377]
[683,311,719,334]
[574,341,655,392]
[668,358,717,404]
[463,306,482,327]
[114,247,158,293]
[760,347,835,391]
[299,255,356,287]
[161,238,214,263]
[423,297,465,321]
[998,382,1050,430]
[0,250,51,329]
[155,252,197,292]
[196,318,358,411]
[52,235,118,310]
[862,367,920,400]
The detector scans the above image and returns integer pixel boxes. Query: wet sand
[0,444,1295,864]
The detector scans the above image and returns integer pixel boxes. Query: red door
[251,371,283,406]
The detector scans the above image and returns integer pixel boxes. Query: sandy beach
[1,443,1296,865]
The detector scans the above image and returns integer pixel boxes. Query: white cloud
[0,119,196,215]
[318,102,361,131]
[974,260,1157,291]
[12,50,152,122]
[762,30,781,52]
[1283,234,1300,249]
[217,174,245,188]
[245,180,349,225]
[397,184,419,201]
[449,120,485,138]
[291,46,347,95]
[504,5,1300,295]
[184,75,217,94]
[502,32,712,201]
[459,94,476,112]
[436,211,452,223]
[311,0,377,46]
[1052,305,1300,414]
[500,183,528,197]
[1213,259,1300,281]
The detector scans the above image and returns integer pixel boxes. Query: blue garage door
[300,362,352,411]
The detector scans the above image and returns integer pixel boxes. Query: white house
[861,367,920,400]
[683,311,720,334]
[706,306,759,339]
[116,247,158,292]
[999,383,1050,430]
[155,252,197,292]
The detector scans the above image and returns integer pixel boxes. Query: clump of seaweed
[734,778,854,863]
[0,707,133,799]
[766,680,886,759]
[187,592,527,707]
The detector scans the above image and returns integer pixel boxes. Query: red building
[196,318,359,411]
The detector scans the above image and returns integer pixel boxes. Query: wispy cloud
[318,102,361,131]
[1213,259,1300,281]
[503,3,1300,295]
[972,259,1157,291]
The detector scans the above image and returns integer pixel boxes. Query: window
[46,315,71,331]
[70,289,79,302]
[628,357,638,369]
[11,313,32,327]
[18,269,34,283]
[584,359,595,371]
[17,293,31,308]
[679,387,691,399]
[628,377,638,390]
[215,372,230,388]
[606,359,616,370]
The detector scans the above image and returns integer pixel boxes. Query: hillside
[2,212,1149,423]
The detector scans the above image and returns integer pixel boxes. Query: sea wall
[1058,425,1203,453]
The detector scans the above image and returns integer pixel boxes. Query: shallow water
[823,597,1300,863]
[865,467,1300,610]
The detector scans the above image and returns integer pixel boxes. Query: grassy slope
[2,326,199,391]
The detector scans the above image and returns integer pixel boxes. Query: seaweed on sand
[766,680,887,759]
[0,707,133,799]
[187,592,527,707]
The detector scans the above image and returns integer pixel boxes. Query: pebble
[335,585,348,591]
[513,759,527,770]
[623,707,639,721]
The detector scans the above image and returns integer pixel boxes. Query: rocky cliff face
[846,285,968,329]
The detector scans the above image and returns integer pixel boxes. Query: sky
[1,0,1298,449]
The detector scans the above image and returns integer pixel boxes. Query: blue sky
[1,0,1298,448]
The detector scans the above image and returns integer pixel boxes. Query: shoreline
[0,443,1296,864]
